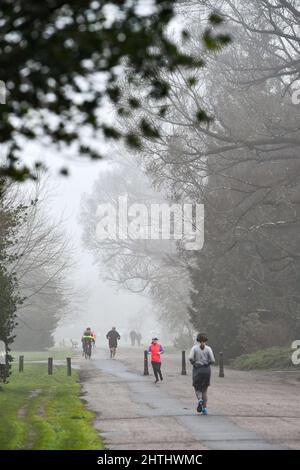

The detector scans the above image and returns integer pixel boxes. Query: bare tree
[105,0,300,355]
[81,1,300,355]
[81,155,194,337]
[2,179,74,350]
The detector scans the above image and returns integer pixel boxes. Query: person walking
[129,330,136,347]
[136,332,142,347]
[106,327,121,359]
[147,337,165,383]
[189,333,215,415]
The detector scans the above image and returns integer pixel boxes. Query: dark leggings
[151,361,163,380]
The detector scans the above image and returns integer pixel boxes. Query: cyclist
[81,327,94,359]
[91,330,97,348]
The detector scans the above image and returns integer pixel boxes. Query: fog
[2,0,300,358]
[2,0,300,454]
[20,144,161,346]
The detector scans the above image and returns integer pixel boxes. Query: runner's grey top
[188,344,215,366]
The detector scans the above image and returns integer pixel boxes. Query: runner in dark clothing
[189,333,215,415]
[106,327,121,359]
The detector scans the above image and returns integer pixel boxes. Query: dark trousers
[151,361,163,380]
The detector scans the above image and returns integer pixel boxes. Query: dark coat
[106,330,121,348]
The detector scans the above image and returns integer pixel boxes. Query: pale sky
[19,141,159,346]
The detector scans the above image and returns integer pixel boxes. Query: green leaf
[126,133,142,149]
[140,119,160,138]
[102,125,121,139]
[196,109,213,123]
[209,13,224,25]
[128,97,140,109]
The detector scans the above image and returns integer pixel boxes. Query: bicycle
[82,339,92,359]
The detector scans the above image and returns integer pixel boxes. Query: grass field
[10,348,78,362]
[229,346,299,371]
[0,363,103,450]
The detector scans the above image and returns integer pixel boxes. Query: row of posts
[18,355,72,376]
[144,350,224,377]
[19,352,223,377]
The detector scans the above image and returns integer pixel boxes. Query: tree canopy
[0,0,229,180]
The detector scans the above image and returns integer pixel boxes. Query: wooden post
[143,350,149,376]
[181,350,187,375]
[48,357,53,375]
[19,355,24,372]
[66,357,72,376]
[219,352,224,378]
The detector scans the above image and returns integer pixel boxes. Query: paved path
[79,348,300,450]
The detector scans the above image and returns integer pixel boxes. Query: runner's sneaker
[197,399,203,413]
[202,407,208,415]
